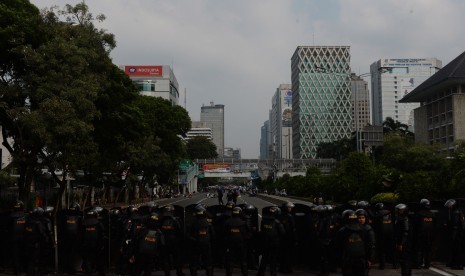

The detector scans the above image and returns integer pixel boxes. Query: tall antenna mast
[184,88,187,109]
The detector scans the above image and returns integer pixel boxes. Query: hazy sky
[30,0,465,158]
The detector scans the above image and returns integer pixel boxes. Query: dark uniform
[314,205,339,276]
[189,205,214,276]
[445,199,465,269]
[61,203,82,273]
[258,206,284,276]
[224,207,249,276]
[9,201,27,275]
[413,199,435,269]
[373,203,395,269]
[80,208,106,276]
[356,209,376,276]
[119,206,144,275]
[242,204,259,270]
[336,209,368,276]
[279,202,296,273]
[132,213,163,276]
[217,188,224,205]
[395,204,411,276]
[24,207,49,275]
[160,205,185,276]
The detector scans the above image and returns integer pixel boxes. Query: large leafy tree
[131,95,191,185]
[187,136,218,160]
[0,1,141,208]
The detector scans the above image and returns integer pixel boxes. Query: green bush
[371,192,399,204]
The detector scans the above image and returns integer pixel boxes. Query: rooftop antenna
[184,88,186,109]
[312,27,315,46]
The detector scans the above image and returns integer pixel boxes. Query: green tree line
[0,1,194,209]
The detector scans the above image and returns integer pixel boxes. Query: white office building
[122,65,180,106]
[370,58,442,130]
[270,84,293,159]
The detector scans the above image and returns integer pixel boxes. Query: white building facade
[370,58,442,130]
[270,84,293,159]
[122,65,180,106]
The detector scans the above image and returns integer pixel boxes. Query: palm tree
[383,117,413,137]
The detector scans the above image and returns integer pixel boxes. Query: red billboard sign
[124,65,163,77]
[202,164,231,173]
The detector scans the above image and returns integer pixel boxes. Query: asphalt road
[146,192,455,276]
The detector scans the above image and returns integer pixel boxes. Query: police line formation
[2,196,465,276]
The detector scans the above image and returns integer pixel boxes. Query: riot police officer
[395,203,411,276]
[132,212,163,276]
[279,202,296,273]
[242,204,258,270]
[224,207,249,276]
[9,200,28,275]
[81,208,106,276]
[257,206,284,276]
[61,202,83,273]
[160,205,185,276]
[119,206,144,275]
[314,205,340,276]
[336,209,368,276]
[189,205,214,276]
[24,207,48,275]
[372,202,395,269]
[356,209,376,275]
[444,199,464,270]
[413,198,435,269]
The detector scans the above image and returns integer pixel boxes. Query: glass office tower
[291,46,352,159]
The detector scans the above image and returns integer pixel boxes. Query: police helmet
[342,209,358,224]
[284,202,295,209]
[357,201,370,209]
[163,204,175,215]
[225,201,235,209]
[32,207,45,217]
[347,200,358,209]
[147,212,160,227]
[445,199,456,209]
[395,203,408,216]
[127,205,139,214]
[355,208,367,217]
[269,206,281,217]
[420,198,431,209]
[243,204,256,215]
[110,208,121,216]
[232,207,242,217]
[13,200,24,211]
[70,202,81,211]
[195,205,207,217]
[86,209,98,218]
[325,205,334,212]
[375,202,384,211]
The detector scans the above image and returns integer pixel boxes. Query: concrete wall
[453,94,465,142]
[414,105,428,143]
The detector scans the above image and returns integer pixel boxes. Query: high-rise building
[291,46,352,159]
[351,74,370,132]
[400,51,465,155]
[186,121,213,141]
[122,65,180,105]
[223,147,241,159]
[370,58,442,130]
[270,84,293,159]
[260,120,271,160]
[200,102,224,157]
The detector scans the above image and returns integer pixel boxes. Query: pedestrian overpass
[178,158,336,193]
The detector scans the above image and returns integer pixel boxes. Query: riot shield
[207,204,228,267]
[184,203,198,238]
[56,208,83,273]
[293,203,316,267]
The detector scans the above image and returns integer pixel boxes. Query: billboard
[282,90,292,127]
[124,65,163,77]
[202,164,231,173]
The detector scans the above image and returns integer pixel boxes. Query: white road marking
[429,267,456,276]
